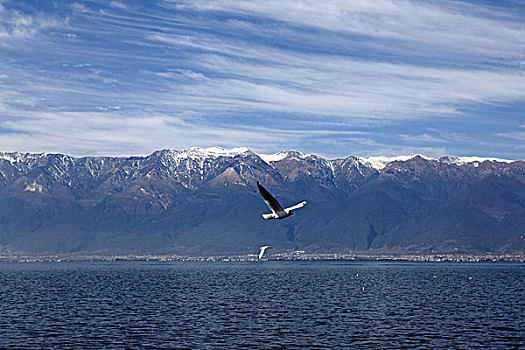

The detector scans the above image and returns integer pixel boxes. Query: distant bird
[257,181,306,220]
[258,246,272,260]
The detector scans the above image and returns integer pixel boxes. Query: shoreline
[1,252,524,263]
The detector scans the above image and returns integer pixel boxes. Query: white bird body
[257,182,306,220]
[258,246,272,259]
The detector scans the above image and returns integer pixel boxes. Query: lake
[0,261,523,349]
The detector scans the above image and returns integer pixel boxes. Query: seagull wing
[285,200,307,211]
[257,182,284,213]
[258,246,271,259]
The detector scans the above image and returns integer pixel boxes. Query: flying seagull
[257,181,306,220]
[258,246,272,260]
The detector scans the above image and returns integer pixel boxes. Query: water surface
[0,261,523,349]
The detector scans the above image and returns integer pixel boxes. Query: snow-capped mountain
[0,147,519,186]
[0,147,523,256]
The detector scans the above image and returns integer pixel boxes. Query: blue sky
[0,0,524,159]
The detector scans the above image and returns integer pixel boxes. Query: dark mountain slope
[0,149,523,255]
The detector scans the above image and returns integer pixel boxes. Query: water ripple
[0,261,523,349]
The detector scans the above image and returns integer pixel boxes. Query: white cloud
[398,134,446,144]
[495,131,525,142]
[0,0,524,159]
[166,0,525,58]
[144,42,525,119]
[0,3,57,41]
[0,110,296,156]
[109,1,128,10]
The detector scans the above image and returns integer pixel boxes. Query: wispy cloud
[0,0,524,159]
[0,2,57,41]
[399,134,446,144]
[166,0,525,60]
[145,44,524,118]
[495,130,525,142]
[109,1,128,10]
[0,109,334,156]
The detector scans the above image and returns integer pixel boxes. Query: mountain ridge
[0,147,523,256]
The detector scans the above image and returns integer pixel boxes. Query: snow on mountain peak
[168,147,251,159]
[257,150,315,164]
[257,151,288,164]
[0,152,20,163]
[192,146,250,157]
[441,156,514,166]
[362,154,516,170]
[0,151,49,164]
[362,155,433,170]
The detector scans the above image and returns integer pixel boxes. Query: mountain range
[0,147,523,256]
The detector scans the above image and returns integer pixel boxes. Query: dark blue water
[0,261,523,349]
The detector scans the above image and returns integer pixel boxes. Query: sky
[0,0,524,159]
